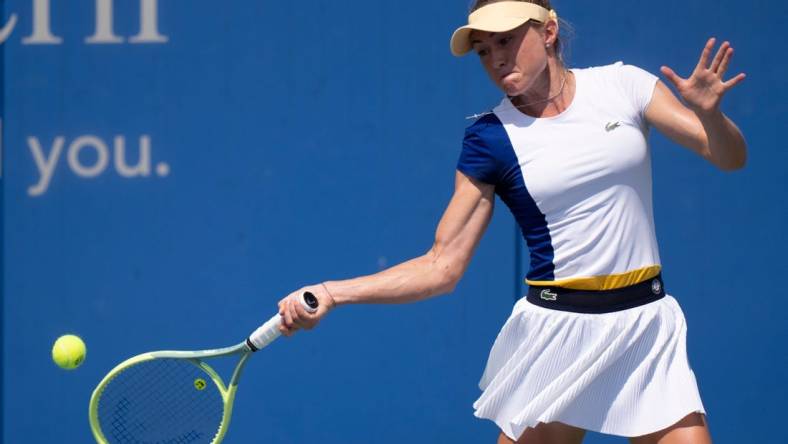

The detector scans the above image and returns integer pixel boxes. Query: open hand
[660,38,746,116]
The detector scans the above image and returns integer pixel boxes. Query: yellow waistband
[526,265,662,291]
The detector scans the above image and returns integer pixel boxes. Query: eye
[498,36,512,46]
[476,48,489,57]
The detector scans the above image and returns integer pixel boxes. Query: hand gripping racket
[88,292,318,444]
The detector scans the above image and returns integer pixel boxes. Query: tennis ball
[52,334,86,370]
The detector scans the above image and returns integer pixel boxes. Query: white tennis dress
[457,62,706,439]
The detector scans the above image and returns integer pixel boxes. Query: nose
[490,48,507,69]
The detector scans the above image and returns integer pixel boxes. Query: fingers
[278,314,293,336]
[709,41,730,73]
[280,297,296,335]
[279,322,294,336]
[277,290,322,336]
[696,37,716,73]
[717,45,734,78]
[690,38,740,84]
[660,66,683,88]
[288,296,305,328]
[723,72,746,90]
[715,41,745,90]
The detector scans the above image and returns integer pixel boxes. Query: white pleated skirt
[473,294,705,439]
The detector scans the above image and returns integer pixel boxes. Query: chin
[501,78,528,97]
[503,84,526,97]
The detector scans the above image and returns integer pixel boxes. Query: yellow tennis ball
[52,334,86,370]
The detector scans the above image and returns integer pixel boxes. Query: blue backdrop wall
[2,1,786,443]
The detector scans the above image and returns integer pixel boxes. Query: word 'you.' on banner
[25,134,170,197]
[1,1,175,197]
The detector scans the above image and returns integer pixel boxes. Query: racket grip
[246,291,319,351]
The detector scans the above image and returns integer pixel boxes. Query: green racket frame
[88,343,253,444]
[88,291,318,443]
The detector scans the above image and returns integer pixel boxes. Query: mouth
[500,72,518,82]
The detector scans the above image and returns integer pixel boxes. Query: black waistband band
[526,274,666,314]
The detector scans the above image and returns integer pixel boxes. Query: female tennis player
[276,1,746,443]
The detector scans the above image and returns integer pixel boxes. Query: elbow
[424,243,471,296]
[708,140,748,172]
[436,276,459,296]
[719,161,746,172]
[439,274,460,294]
[717,151,747,172]
[435,260,465,295]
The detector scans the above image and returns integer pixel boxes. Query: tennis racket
[88,291,319,444]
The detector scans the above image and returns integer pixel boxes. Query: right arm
[277,171,495,335]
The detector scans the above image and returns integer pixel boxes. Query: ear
[543,18,559,47]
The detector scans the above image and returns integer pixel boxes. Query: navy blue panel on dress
[457,114,555,281]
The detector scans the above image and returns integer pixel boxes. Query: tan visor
[450,2,556,56]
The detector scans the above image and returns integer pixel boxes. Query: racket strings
[97,358,225,444]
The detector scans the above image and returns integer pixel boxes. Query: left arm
[645,38,747,171]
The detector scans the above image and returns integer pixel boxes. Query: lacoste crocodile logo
[605,121,622,132]
[540,289,558,301]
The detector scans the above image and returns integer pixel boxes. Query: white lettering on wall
[28,136,65,196]
[22,0,62,44]
[0,14,18,44]
[85,0,123,44]
[130,0,168,43]
[68,135,110,177]
[27,134,169,197]
[1,0,168,45]
[114,135,150,177]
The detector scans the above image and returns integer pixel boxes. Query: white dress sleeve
[615,62,659,126]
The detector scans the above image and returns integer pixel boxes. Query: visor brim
[450,17,530,56]
[449,2,552,57]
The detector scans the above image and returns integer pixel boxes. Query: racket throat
[244,339,258,352]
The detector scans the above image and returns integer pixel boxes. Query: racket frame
[88,342,254,444]
[89,292,317,443]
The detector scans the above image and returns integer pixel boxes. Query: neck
[511,58,572,117]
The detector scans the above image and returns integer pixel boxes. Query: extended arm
[277,171,496,335]
[646,38,747,171]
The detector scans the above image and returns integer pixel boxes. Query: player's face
[470,23,548,97]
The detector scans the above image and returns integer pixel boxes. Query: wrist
[693,107,724,122]
[321,282,338,309]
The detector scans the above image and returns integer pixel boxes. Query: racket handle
[246,291,319,351]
